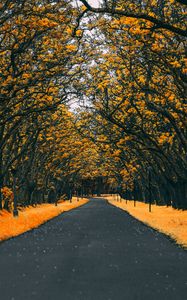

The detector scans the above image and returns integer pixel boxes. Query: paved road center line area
[0,198,186,300]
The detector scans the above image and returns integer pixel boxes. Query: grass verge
[106,196,187,249]
[0,197,88,242]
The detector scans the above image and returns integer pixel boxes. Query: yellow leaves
[175,101,182,110]
[97,77,111,91]
[151,0,158,6]
[22,73,31,79]
[158,133,173,145]
[151,43,160,51]
[1,187,14,201]
[112,150,121,157]
[66,44,77,52]
[15,15,23,25]
[0,51,9,56]
[116,69,121,77]
[47,95,53,101]
[117,136,132,148]
[80,5,87,12]
[76,30,82,37]
[129,3,137,10]
[170,61,181,68]
[139,75,146,84]
[127,107,136,114]
[183,58,187,67]
[74,141,83,146]
[48,86,58,93]
[130,27,142,35]
[168,94,175,101]
[136,92,145,100]
[0,200,88,241]
[110,19,122,28]
[148,12,157,18]
[99,71,106,77]
[46,137,54,142]
[2,75,13,86]
[120,169,130,179]
[36,18,58,28]
[117,139,125,147]
[61,153,69,159]
[52,113,59,121]
[66,27,72,35]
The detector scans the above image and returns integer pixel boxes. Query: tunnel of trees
[0,0,186,210]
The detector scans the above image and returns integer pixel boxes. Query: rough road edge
[0,199,89,244]
[107,200,187,251]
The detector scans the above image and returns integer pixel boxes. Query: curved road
[0,198,186,300]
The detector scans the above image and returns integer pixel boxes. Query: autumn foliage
[107,196,187,249]
[0,0,186,212]
[75,0,187,209]
[0,198,88,241]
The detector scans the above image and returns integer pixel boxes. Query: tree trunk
[0,174,3,210]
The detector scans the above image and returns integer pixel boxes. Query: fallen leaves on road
[107,196,187,249]
[0,197,88,242]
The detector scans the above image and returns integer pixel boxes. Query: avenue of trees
[0,0,186,210]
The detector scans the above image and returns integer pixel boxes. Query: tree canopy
[0,0,186,210]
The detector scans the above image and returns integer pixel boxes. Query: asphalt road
[0,198,187,300]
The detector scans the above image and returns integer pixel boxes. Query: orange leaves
[37,18,58,28]
[75,29,82,37]
[138,75,146,84]
[34,105,104,181]
[0,199,88,241]
[108,197,187,248]
[158,133,174,146]
[76,0,186,193]
[66,27,73,35]
[66,44,77,52]
[170,61,181,68]
[21,73,31,83]
[1,187,14,202]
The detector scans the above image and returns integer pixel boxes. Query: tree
[78,0,187,36]
[0,0,81,208]
[74,1,187,208]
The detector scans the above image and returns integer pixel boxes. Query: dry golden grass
[0,197,88,242]
[106,196,187,249]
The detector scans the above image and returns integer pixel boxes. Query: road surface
[0,198,186,300]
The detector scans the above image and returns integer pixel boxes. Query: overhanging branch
[79,0,187,37]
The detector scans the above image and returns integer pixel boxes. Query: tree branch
[79,0,187,37]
